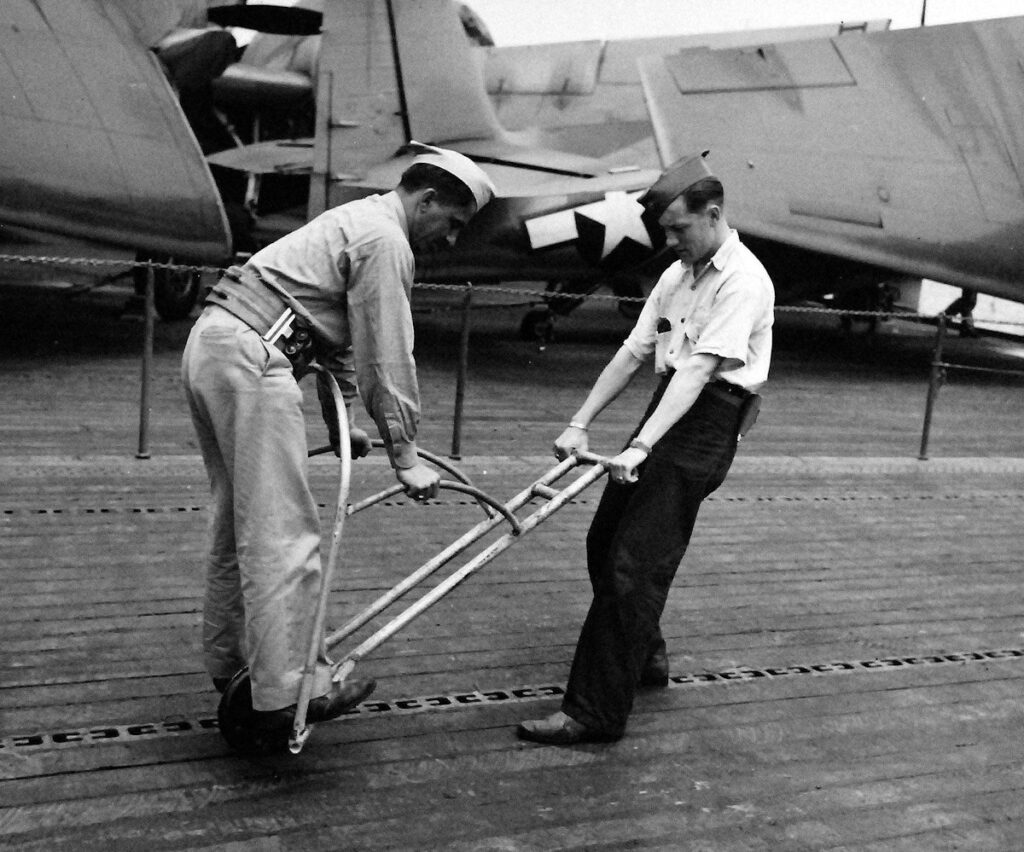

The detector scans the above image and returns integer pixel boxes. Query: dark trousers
[561,381,742,737]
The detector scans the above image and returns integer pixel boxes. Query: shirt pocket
[682,303,711,344]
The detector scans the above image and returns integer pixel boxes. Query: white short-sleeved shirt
[623,230,774,391]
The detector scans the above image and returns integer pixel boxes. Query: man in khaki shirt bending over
[181,144,494,733]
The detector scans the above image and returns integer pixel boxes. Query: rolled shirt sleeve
[689,273,765,370]
[345,236,421,468]
[622,284,662,363]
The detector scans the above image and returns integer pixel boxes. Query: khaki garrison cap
[639,149,716,219]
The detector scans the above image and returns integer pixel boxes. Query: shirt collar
[705,229,740,272]
[689,229,739,287]
[382,190,410,239]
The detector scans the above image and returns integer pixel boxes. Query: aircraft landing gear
[617,297,643,321]
[518,281,591,347]
[519,307,555,346]
[133,252,202,321]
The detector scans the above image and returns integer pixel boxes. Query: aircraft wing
[638,17,1024,303]
[482,20,892,162]
[0,0,231,262]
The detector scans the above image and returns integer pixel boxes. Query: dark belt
[206,276,314,374]
[704,379,752,406]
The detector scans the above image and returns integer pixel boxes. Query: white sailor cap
[405,141,496,210]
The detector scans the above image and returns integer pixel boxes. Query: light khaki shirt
[241,192,421,467]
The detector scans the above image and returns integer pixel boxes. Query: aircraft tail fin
[392,0,507,145]
[310,0,505,212]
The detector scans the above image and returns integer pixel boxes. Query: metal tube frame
[328,451,610,687]
[290,364,353,753]
[324,457,576,651]
[290,369,613,752]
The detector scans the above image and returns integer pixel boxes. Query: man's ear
[418,187,437,209]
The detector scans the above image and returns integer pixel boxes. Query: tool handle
[572,449,617,468]
[309,439,474,486]
[311,439,496,519]
[347,479,518,533]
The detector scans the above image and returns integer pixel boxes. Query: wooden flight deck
[2,286,1023,850]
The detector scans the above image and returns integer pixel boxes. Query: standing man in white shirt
[181,144,494,734]
[518,151,774,745]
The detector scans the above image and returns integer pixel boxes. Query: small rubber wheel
[217,667,290,755]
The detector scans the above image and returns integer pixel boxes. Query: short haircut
[399,162,476,208]
[681,178,724,213]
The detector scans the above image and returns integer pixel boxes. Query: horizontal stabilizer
[207,139,314,175]
[451,138,638,179]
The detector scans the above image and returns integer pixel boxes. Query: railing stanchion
[135,264,155,460]
[450,282,473,460]
[918,314,947,461]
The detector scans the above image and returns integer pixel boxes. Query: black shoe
[252,678,376,731]
[516,711,619,745]
[307,678,376,722]
[639,647,669,688]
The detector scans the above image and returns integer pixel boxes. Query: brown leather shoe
[253,678,376,731]
[516,711,617,745]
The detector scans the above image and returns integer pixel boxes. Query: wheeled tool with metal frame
[217,365,612,755]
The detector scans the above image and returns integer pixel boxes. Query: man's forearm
[633,354,720,447]
[570,347,643,427]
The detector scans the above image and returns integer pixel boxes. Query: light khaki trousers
[181,306,334,711]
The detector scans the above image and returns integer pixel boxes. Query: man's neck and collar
[688,228,739,287]
[383,190,410,238]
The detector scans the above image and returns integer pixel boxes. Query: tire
[217,667,290,755]
[133,254,202,321]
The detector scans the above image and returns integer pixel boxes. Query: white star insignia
[575,190,652,258]
[524,190,650,257]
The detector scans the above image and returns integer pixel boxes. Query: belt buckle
[263,308,295,345]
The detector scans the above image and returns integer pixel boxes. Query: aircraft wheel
[217,667,290,755]
[133,253,202,321]
[617,298,643,321]
[519,309,554,344]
